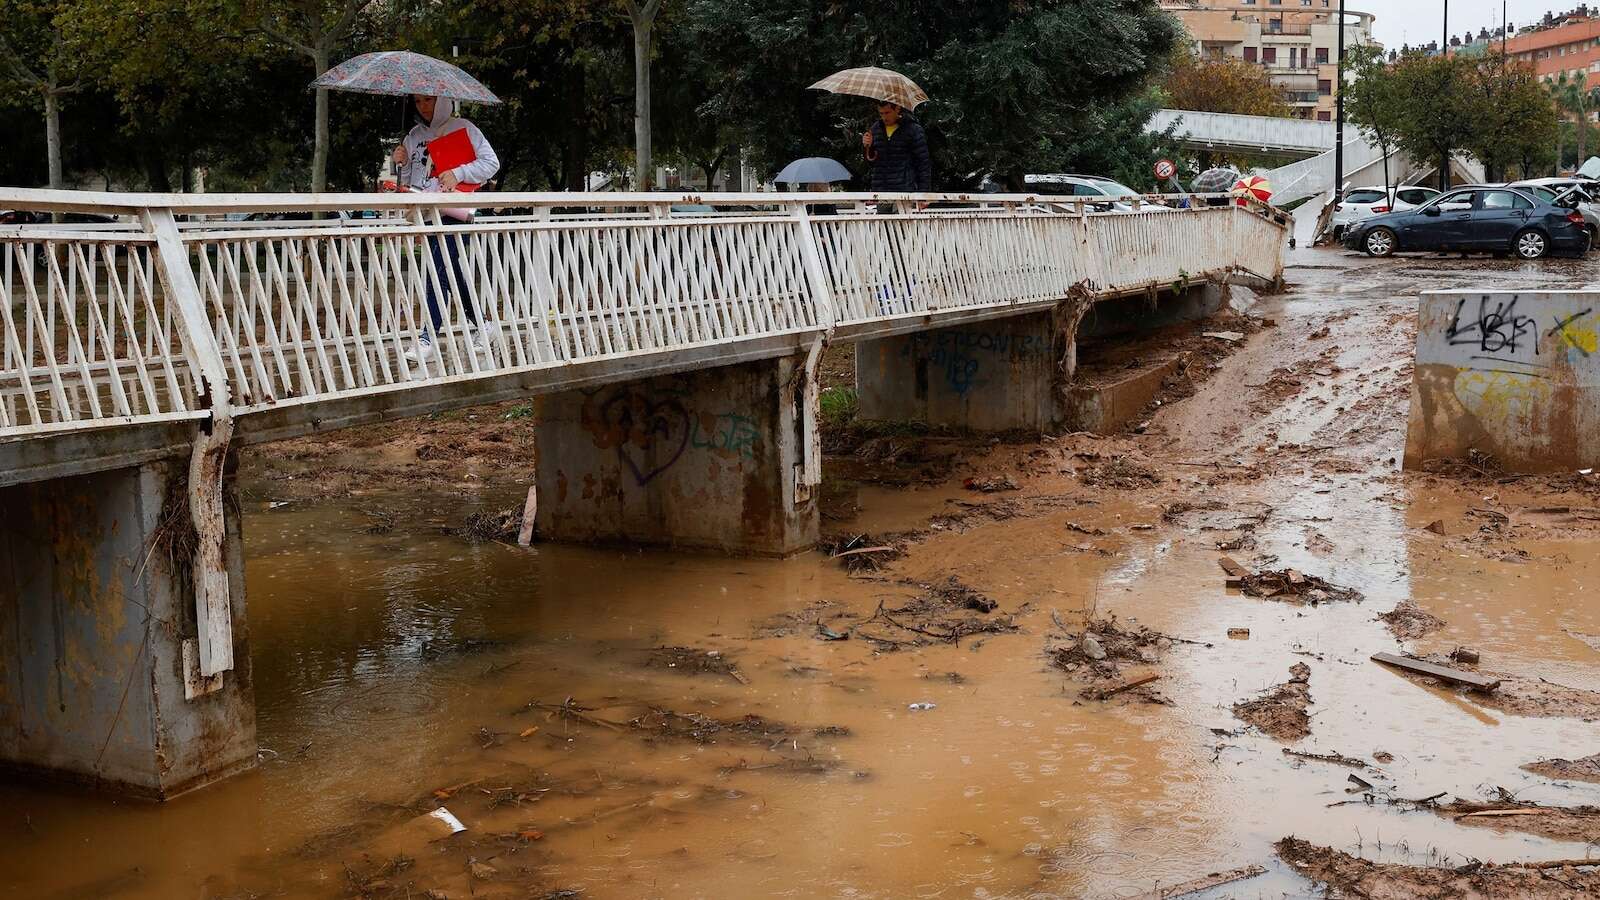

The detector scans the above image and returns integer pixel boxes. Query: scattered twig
[1283,748,1368,768]
[1084,673,1160,701]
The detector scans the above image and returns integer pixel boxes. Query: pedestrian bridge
[0,189,1285,799]
[1150,108,1335,157]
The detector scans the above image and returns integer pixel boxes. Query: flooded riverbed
[2,251,1599,898]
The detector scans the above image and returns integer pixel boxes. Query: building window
[1318,78,1332,95]
[1263,47,1278,64]
[1316,47,1329,63]
[1244,46,1258,63]
[1317,111,1332,121]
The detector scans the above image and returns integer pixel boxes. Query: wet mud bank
[3,251,1600,897]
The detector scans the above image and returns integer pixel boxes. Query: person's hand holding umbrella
[312,50,501,192]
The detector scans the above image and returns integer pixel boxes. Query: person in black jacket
[863,102,932,207]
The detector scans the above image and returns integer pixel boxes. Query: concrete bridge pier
[855,283,1233,433]
[533,354,820,556]
[0,460,256,799]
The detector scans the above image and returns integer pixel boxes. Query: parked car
[1328,185,1439,240]
[1509,179,1600,247]
[1344,186,1588,259]
[1023,174,1172,212]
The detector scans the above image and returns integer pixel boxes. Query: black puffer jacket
[867,116,932,191]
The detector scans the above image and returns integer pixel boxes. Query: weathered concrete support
[0,460,256,799]
[1407,290,1600,472]
[856,283,1230,431]
[534,356,818,555]
[856,312,1060,430]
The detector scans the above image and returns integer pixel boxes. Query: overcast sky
[1370,1,1575,48]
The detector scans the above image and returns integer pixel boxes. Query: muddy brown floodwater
[4,248,1600,898]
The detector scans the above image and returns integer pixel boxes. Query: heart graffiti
[581,387,693,486]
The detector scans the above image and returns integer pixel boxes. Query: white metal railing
[1,189,1287,439]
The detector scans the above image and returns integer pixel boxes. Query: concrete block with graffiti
[1407,290,1600,472]
[533,357,816,556]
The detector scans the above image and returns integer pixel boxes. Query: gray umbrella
[1193,167,1242,194]
[775,157,853,186]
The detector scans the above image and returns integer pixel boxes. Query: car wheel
[1364,227,1396,257]
[1514,228,1549,260]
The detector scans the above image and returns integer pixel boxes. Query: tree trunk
[313,44,332,193]
[1580,104,1589,168]
[629,7,658,190]
[1556,121,1565,176]
[42,87,63,191]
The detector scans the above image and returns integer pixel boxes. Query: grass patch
[819,386,858,429]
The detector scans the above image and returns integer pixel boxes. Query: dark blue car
[1343,185,1589,259]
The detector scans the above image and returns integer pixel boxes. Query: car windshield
[1345,190,1387,204]
[1091,180,1139,198]
[1422,191,1474,211]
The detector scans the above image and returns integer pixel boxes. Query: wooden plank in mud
[1371,652,1501,692]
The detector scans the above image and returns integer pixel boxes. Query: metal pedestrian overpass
[1152,108,1485,241]
[0,189,1286,798]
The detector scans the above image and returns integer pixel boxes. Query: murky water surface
[1,252,1598,898]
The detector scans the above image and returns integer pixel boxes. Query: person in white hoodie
[391,94,501,361]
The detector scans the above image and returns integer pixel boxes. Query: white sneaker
[403,333,436,363]
[470,322,501,355]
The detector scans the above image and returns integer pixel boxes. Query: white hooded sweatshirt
[398,95,500,200]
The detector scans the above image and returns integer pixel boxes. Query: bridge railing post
[788,201,837,502]
[138,207,236,684]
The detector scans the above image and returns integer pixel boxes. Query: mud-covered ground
[7,247,1600,898]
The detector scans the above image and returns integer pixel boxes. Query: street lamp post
[1334,0,1346,200]
[1441,0,1451,190]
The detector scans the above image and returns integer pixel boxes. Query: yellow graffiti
[1453,369,1552,424]
[1551,318,1599,355]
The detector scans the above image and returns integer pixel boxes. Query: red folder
[427,128,481,192]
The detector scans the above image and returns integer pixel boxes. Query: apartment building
[1162,1,1379,120]
[1506,11,1600,89]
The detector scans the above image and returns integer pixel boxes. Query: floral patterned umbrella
[313,51,500,104]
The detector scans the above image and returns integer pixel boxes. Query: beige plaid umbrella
[809,67,928,110]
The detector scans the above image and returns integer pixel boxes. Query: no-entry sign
[1154,158,1177,180]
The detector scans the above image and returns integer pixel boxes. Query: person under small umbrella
[862,101,931,208]
[392,94,500,362]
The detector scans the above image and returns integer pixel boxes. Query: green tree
[0,1,92,191]
[1342,44,1406,197]
[1385,51,1478,190]
[1466,54,1558,182]
[684,0,1185,189]
[1548,69,1596,173]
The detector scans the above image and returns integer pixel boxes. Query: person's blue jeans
[425,218,476,333]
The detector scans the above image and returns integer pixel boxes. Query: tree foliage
[1382,52,1480,188]
[1163,51,1288,118]
[1342,44,1406,193]
[681,0,1186,189]
[1467,55,1558,181]
[1346,48,1559,186]
[0,0,1188,192]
